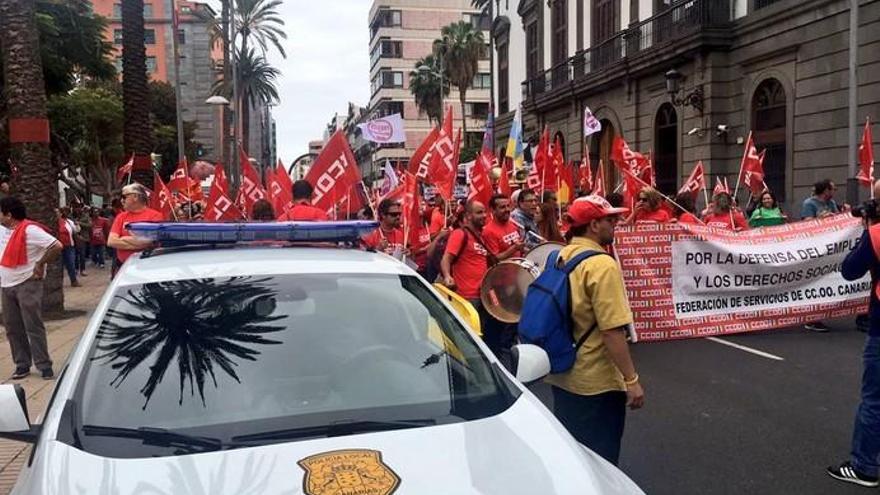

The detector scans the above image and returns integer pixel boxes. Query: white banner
[670,221,869,319]
[358,113,406,143]
[583,106,602,137]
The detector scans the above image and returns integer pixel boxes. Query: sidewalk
[0,271,110,494]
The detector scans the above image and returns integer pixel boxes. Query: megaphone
[514,169,528,184]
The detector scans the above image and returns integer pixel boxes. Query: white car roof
[115,246,414,285]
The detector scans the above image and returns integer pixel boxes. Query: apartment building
[493,0,880,206]
[368,0,493,176]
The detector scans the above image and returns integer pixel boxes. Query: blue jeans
[91,245,105,266]
[61,246,77,284]
[852,335,880,477]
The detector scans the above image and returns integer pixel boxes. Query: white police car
[0,222,643,494]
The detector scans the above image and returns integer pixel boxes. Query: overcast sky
[209,0,371,162]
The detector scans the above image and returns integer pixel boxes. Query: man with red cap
[545,195,645,466]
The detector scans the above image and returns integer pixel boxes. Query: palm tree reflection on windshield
[93,277,285,409]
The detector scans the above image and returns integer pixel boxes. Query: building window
[654,103,678,195]
[480,43,491,60]
[114,57,123,73]
[526,21,539,78]
[577,0,584,51]
[113,3,121,17]
[463,12,491,30]
[370,9,402,37]
[144,29,156,45]
[378,100,404,118]
[180,5,192,14]
[752,78,787,203]
[498,40,509,113]
[146,56,157,73]
[592,0,620,45]
[469,102,490,118]
[382,71,403,88]
[471,73,491,89]
[114,29,123,44]
[114,3,153,18]
[178,29,186,45]
[551,0,568,66]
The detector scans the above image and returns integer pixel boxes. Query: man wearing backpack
[546,195,645,466]
[441,200,493,333]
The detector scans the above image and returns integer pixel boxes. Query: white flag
[381,160,399,195]
[583,106,602,137]
[358,113,406,143]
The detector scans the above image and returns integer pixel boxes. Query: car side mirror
[0,384,40,443]
[510,344,551,385]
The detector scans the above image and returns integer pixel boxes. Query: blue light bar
[126,221,379,245]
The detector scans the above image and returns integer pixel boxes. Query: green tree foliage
[434,21,485,136]
[409,55,450,126]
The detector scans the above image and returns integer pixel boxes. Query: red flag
[204,165,243,221]
[400,173,422,249]
[593,160,606,197]
[271,160,294,213]
[678,161,706,200]
[543,136,562,193]
[499,157,513,197]
[558,161,575,203]
[237,148,266,215]
[611,136,653,185]
[737,133,765,195]
[527,127,550,193]
[578,153,593,193]
[713,176,731,196]
[116,155,133,184]
[858,118,875,187]
[468,151,494,207]
[186,178,204,202]
[167,158,189,192]
[149,172,174,218]
[408,127,440,180]
[427,107,457,200]
[305,129,364,216]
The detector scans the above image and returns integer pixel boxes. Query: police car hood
[27,393,643,495]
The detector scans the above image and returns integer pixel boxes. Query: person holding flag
[624,187,672,224]
[362,198,406,256]
[277,180,329,221]
[703,189,749,231]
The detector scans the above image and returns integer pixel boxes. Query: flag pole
[732,131,752,206]
[361,181,377,220]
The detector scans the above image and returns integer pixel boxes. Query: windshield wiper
[81,424,224,452]
[231,418,437,444]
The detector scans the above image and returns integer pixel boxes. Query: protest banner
[614,215,869,341]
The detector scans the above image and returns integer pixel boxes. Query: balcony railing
[523,0,731,100]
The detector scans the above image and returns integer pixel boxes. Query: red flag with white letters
[408,127,440,180]
[305,130,364,216]
[427,107,458,200]
[150,172,175,218]
[204,164,243,221]
[236,148,266,216]
[737,133,766,195]
[167,158,189,192]
[678,161,706,200]
[592,160,606,197]
[468,150,494,207]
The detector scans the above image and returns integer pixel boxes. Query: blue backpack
[518,249,608,373]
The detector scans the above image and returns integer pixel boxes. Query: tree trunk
[122,0,154,188]
[221,0,231,169]
[242,98,251,157]
[0,0,64,312]
[459,88,468,138]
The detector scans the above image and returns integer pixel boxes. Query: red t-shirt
[677,212,701,225]
[429,208,445,234]
[90,217,110,246]
[635,208,672,223]
[362,227,406,255]
[277,202,329,221]
[482,219,522,257]
[110,208,165,262]
[412,226,431,270]
[703,211,749,231]
[444,228,489,300]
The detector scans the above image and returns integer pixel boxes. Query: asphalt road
[529,317,872,495]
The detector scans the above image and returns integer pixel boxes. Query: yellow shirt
[544,237,634,396]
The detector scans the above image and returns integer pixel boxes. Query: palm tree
[214,48,280,156]
[409,55,450,126]
[0,0,64,311]
[94,277,286,408]
[232,0,286,154]
[121,0,154,187]
[434,21,485,136]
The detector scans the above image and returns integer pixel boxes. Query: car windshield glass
[70,274,514,458]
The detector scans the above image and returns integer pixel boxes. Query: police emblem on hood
[298,449,401,495]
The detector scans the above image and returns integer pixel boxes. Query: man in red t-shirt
[89,207,110,268]
[362,198,406,256]
[441,200,489,303]
[483,194,524,260]
[276,180,329,221]
[107,183,165,272]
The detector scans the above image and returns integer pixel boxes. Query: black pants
[552,386,627,465]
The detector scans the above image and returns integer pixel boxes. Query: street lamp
[665,68,704,114]
[205,95,232,185]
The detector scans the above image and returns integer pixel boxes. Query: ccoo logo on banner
[615,215,870,342]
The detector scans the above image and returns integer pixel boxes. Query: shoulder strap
[463,226,499,266]
[575,322,599,353]
[560,249,609,274]
[450,229,468,261]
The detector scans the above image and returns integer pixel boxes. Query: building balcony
[522,0,733,103]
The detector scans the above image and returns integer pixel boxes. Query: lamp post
[665,68,704,114]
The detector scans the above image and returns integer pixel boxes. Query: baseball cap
[567,195,629,227]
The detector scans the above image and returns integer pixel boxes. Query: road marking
[705,337,785,361]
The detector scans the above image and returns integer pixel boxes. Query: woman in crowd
[702,192,749,230]
[537,202,565,242]
[673,193,702,225]
[56,207,80,287]
[748,190,786,227]
[626,187,672,223]
[251,199,276,221]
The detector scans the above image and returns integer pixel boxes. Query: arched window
[654,103,678,195]
[752,78,787,202]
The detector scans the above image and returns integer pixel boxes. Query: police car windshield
[71,274,515,458]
